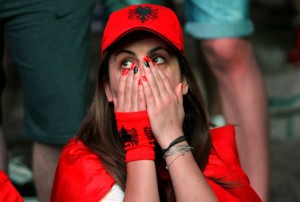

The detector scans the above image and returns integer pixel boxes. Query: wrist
[161,135,187,154]
[158,131,185,149]
[115,110,156,162]
[164,145,193,170]
[125,147,155,162]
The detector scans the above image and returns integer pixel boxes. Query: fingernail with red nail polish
[138,79,142,85]
[144,56,151,62]
[130,63,136,70]
[122,69,129,76]
[143,56,150,68]
[142,75,147,81]
[151,60,156,66]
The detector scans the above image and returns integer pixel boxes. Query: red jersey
[51,125,261,202]
[0,170,24,202]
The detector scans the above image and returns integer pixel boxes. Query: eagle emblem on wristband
[119,126,139,148]
[144,126,155,145]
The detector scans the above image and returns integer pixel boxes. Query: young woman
[51,4,261,202]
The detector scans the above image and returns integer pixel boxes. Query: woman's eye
[121,60,133,69]
[152,56,165,65]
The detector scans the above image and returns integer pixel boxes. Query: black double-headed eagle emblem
[128,6,158,23]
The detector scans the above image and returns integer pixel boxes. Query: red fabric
[51,125,261,201]
[50,139,115,202]
[204,125,262,201]
[0,170,24,202]
[115,110,155,162]
[102,4,184,54]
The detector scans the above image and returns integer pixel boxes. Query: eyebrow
[114,46,172,58]
[149,46,172,56]
[114,49,136,57]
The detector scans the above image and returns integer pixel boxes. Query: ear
[181,77,189,95]
[104,81,113,102]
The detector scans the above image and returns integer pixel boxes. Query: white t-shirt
[101,183,124,202]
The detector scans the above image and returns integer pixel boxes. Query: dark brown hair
[77,32,213,200]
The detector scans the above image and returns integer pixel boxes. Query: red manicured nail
[143,56,151,68]
[138,79,142,85]
[130,63,136,70]
[151,60,156,66]
[144,56,151,63]
[142,75,147,82]
[122,69,129,76]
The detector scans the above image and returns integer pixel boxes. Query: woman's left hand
[141,57,185,149]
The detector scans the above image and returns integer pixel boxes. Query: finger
[175,83,184,105]
[142,56,161,103]
[138,79,146,110]
[141,74,156,108]
[131,64,140,111]
[113,97,118,111]
[123,63,135,111]
[155,65,174,95]
[116,68,129,111]
[147,57,169,97]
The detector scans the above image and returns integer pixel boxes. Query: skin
[33,143,62,202]
[105,37,188,146]
[104,36,217,201]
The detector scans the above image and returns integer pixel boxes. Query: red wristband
[115,110,155,162]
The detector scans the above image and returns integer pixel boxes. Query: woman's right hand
[114,63,146,112]
[114,63,155,162]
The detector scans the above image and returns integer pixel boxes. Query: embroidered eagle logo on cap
[128,6,158,23]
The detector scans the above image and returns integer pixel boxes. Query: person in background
[0,0,97,201]
[51,4,262,201]
[184,1,270,200]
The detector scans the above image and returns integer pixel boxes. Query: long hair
[77,34,213,200]
[77,51,126,188]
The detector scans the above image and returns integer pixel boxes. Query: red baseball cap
[101,4,184,54]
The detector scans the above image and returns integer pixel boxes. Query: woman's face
[104,35,187,102]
